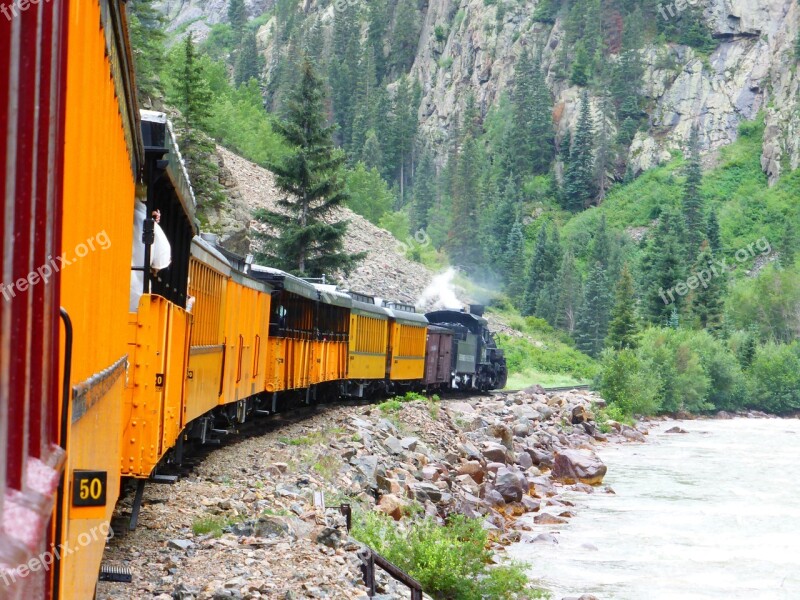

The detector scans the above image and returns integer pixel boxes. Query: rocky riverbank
[96,388,650,600]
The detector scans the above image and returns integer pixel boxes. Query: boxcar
[424,326,454,388]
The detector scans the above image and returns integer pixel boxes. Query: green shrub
[747,342,800,414]
[352,512,544,600]
[192,515,228,537]
[597,349,660,417]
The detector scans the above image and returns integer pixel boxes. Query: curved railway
[0,2,509,598]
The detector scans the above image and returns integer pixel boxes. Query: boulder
[571,405,589,424]
[376,494,409,521]
[525,447,554,468]
[410,482,442,503]
[665,426,688,434]
[482,442,508,464]
[489,423,514,449]
[533,513,567,525]
[552,450,607,485]
[484,488,506,508]
[456,460,485,483]
[494,466,527,503]
[516,451,533,470]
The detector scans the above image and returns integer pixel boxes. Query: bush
[352,512,543,600]
[747,342,800,414]
[597,349,660,417]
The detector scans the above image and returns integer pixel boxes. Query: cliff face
[160,0,800,184]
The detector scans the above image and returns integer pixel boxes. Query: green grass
[506,370,588,390]
[191,515,229,538]
[352,512,547,600]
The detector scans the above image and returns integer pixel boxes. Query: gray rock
[383,436,404,455]
[484,488,506,507]
[526,532,559,545]
[516,451,533,470]
[410,482,442,503]
[482,442,508,464]
[494,466,527,503]
[351,455,379,482]
[552,450,607,486]
[400,437,419,451]
[316,526,344,549]
[167,539,194,551]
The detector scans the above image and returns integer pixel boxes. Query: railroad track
[498,384,592,394]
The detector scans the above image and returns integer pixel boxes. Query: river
[508,418,800,600]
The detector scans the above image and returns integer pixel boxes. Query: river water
[508,419,800,600]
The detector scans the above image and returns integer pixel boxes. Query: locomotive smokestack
[469,304,485,317]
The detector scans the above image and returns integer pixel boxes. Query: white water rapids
[508,419,800,600]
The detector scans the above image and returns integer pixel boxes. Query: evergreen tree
[555,249,582,332]
[329,4,361,146]
[350,46,378,157]
[366,0,390,80]
[447,132,484,269]
[254,57,365,276]
[390,76,419,205]
[482,176,517,276]
[506,50,554,180]
[575,261,612,357]
[606,264,639,350]
[682,126,705,258]
[522,224,561,315]
[234,31,262,86]
[175,33,212,130]
[570,41,591,86]
[640,209,688,324]
[690,243,726,333]
[390,0,421,75]
[172,34,225,210]
[411,149,436,230]
[228,0,247,40]
[591,214,611,270]
[706,209,722,253]
[563,91,596,211]
[360,130,384,171]
[128,0,166,102]
[504,219,527,301]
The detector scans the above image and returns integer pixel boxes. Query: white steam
[416,267,462,310]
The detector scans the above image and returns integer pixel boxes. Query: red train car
[1,0,70,597]
[423,326,454,389]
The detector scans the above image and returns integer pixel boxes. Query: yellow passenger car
[385,302,429,382]
[346,292,391,392]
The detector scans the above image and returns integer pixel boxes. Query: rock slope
[96,388,647,599]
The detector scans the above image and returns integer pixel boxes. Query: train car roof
[425,309,488,331]
[314,284,353,309]
[140,110,198,234]
[191,236,232,276]
[249,264,319,301]
[385,306,429,326]
[427,324,455,334]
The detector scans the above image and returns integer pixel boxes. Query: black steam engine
[425,305,508,392]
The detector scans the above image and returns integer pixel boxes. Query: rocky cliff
[159,0,800,183]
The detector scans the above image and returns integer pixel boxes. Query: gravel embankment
[96,389,649,599]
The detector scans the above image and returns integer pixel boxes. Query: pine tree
[447,133,484,269]
[690,243,726,333]
[411,149,436,231]
[390,76,419,206]
[228,0,247,40]
[128,0,166,102]
[329,4,361,146]
[555,249,582,332]
[390,0,421,75]
[570,41,591,86]
[367,0,390,80]
[350,46,378,157]
[360,130,383,172]
[172,34,225,210]
[506,50,554,180]
[682,125,705,258]
[175,33,212,130]
[504,219,527,302]
[606,264,639,350]
[234,31,262,86]
[640,209,687,324]
[254,57,365,277]
[522,224,561,316]
[575,261,612,357]
[706,209,722,253]
[563,91,596,211]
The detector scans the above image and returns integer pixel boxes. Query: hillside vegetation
[128,0,800,414]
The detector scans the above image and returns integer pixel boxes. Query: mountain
[156,0,800,184]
